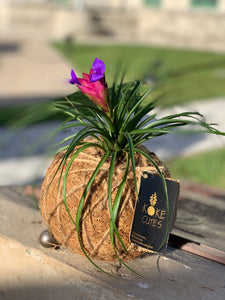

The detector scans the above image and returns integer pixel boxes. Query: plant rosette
[40,58,224,274]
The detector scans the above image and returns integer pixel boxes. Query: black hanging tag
[130,173,180,252]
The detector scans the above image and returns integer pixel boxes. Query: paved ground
[0,36,225,186]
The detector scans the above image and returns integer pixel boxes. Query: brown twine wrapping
[40,143,171,261]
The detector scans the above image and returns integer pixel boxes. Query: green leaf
[54,128,95,194]
[62,144,113,276]
[108,152,127,252]
[123,105,156,133]
[108,154,143,277]
[120,86,153,132]
[130,128,173,135]
[75,150,112,274]
[123,132,138,197]
[117,81,141,123]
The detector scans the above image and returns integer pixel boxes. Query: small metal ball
[39,230,59,248]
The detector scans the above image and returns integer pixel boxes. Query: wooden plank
[169,234,225,265]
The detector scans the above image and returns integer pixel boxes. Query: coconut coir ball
[40,144,170,261]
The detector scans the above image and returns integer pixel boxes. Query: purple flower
[69,69,80,85]
[90,58,105,82]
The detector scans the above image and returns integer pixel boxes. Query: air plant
[39,58,224,275]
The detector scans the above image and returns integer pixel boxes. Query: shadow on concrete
[143,131,208,160]
[0,117,207,161]
[0,41,21,53]
[0,286,113,300]
[0,117,208,186]
[0,95,61,107]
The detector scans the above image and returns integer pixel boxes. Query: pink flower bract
[70,58,109,114]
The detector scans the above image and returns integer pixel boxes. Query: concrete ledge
[0,235,118,300]
[0,186,224,299]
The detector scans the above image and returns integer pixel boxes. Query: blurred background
[1,0,225,49]
[0,0,225,268]
[0,0,225,188]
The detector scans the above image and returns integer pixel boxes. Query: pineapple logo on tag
[141,192,167,229]
[147,192,157,216]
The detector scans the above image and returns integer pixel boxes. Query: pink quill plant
[70,58,110,115]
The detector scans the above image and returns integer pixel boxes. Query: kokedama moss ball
[40,144,170,261]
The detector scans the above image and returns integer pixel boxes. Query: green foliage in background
[55,43,225,106]
[2,43,225,125]
[167,147,225,189]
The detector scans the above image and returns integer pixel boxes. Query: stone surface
[0,185,225,300]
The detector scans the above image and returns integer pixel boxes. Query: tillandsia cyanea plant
[43,58,224,275]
